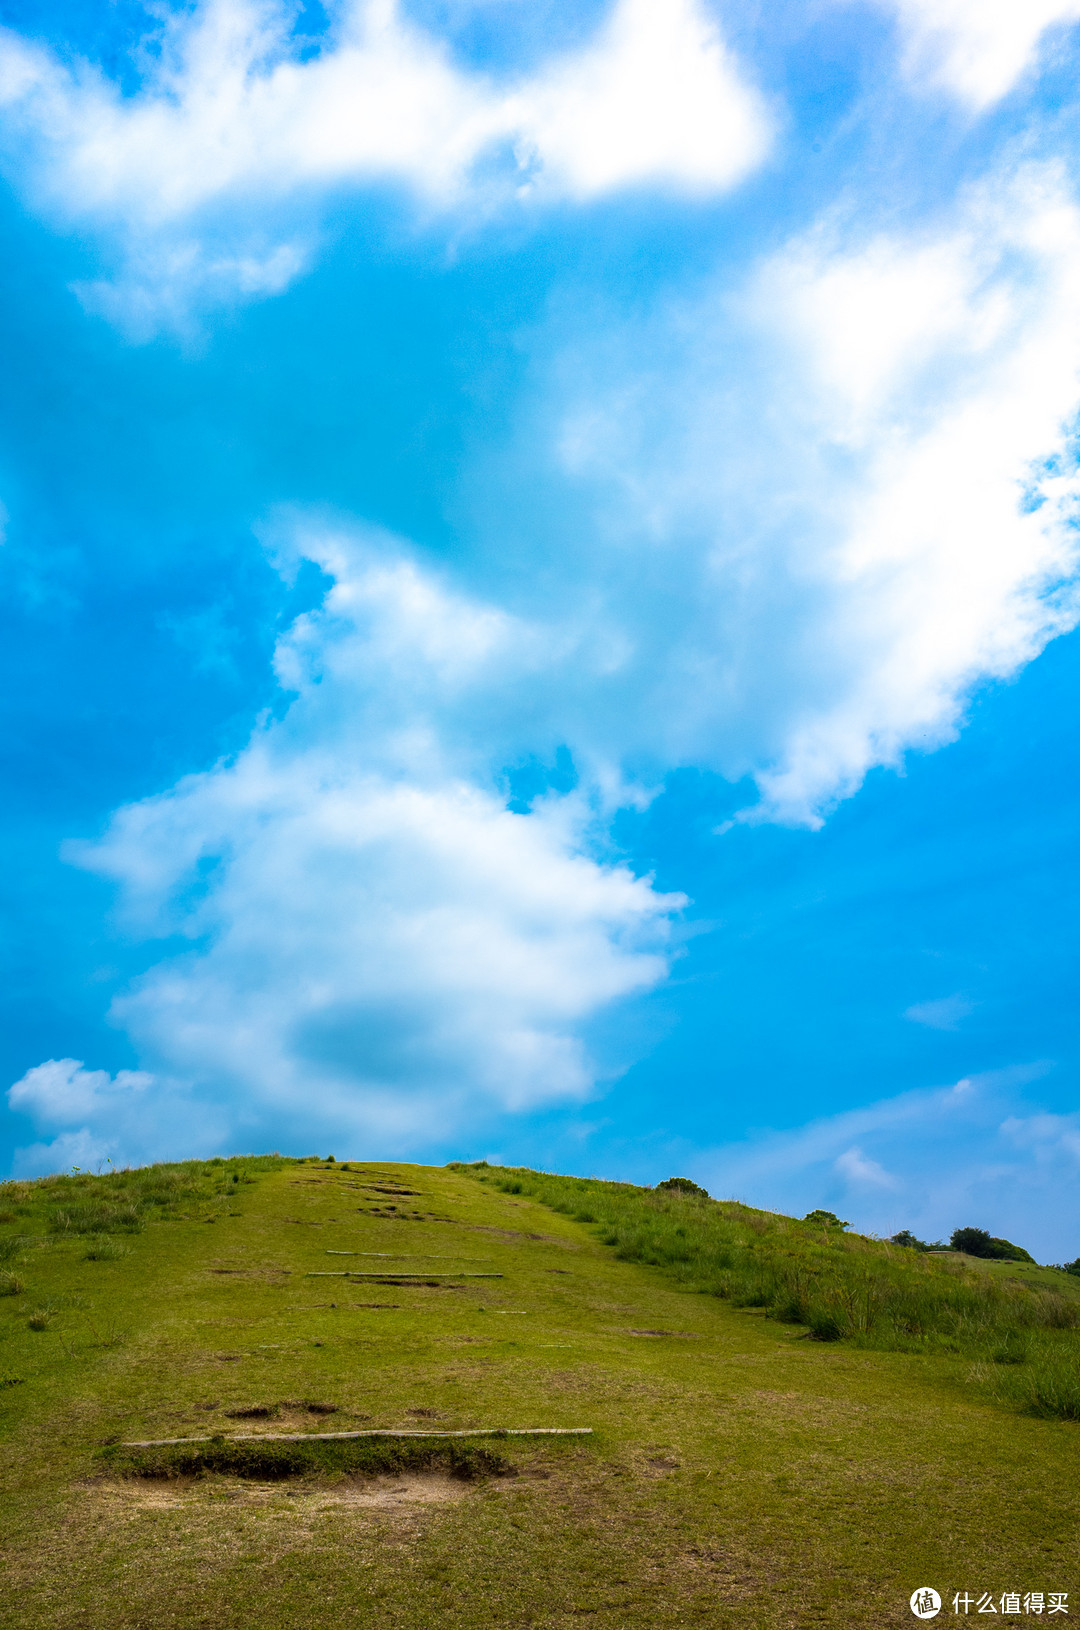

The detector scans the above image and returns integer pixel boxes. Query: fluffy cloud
[879,0,1080,108]
[8,1057,153,1127]
[694,1066,1080,1259]
[507,0,770,200]
[0,0,769,330]
[51,529,682,1161]
[534,163,1080,821]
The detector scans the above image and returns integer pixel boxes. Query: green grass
[1,1156,1078,1629]
[456,1163,1080,1412]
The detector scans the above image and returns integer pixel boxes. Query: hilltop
[1,1157,1078,1629]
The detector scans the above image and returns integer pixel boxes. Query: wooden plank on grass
[306,1271,504,1279]
[120,1427,593,1446]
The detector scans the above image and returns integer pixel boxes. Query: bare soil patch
[90,1472,474,1511]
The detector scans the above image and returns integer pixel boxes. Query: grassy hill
[1,1156,1078,1629]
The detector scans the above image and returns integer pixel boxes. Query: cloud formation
[13,158,1080,1170]
[0,0,769,329]
[48,529,682,1162]
[880,0,1080,108]
[5,9,1080,1187]
[537,163,1080,821]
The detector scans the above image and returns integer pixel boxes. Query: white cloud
[0,0,769,329]
[8,1057,153,1127]
[833,1145,898,1189]
[50,527,683,1160]
[904,994,974,1030]
[532,162,1080,823]
[696,1064,1080,1259]
[879,0,1080,109]
[509,0,771,200]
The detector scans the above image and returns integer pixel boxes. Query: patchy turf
[1,1157,1077,1628]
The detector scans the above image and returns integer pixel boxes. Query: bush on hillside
[804,1210,849,1230]
[889,1230,946,1252]
[656,1177,709,1197]
[950,1227,1035,1264]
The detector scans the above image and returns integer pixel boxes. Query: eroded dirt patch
[89,1472,475,1513]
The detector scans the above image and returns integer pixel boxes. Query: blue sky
[1,0,1079,1259]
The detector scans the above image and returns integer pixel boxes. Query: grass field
[1,1156,1078,1629]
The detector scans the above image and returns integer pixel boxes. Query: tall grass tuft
[49,1202,144,1235]
[1021,1358,1080,1421]
[988,1342,1080,1420]
[82,1236,131,1261]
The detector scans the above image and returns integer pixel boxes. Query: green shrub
[0,1271,25,1296]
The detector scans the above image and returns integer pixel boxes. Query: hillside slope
[1,1158,1077,1629]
